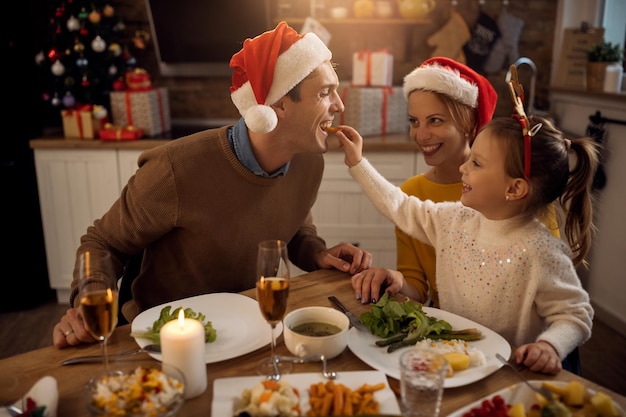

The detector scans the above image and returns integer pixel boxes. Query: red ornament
[80,26,88,36]
[48,47,60,61]
[81,74,90,87]
[112,78,126,91]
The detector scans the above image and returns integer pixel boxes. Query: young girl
[335,108,597,374]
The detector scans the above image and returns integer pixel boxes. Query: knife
[328,296,369,332]
[61,344,162,365]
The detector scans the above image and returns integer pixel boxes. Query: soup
[291,321,342,337]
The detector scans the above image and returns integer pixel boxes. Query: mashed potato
[412,339,486,375]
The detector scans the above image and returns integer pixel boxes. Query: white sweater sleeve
[349,158,445,247]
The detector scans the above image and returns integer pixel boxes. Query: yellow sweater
[397,174,560,307]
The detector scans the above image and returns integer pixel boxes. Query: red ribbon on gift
[356,49,390,86]
[123,88,167,135]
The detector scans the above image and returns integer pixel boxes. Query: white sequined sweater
[350,158,593,359]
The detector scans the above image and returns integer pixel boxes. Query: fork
[495,353,555,402]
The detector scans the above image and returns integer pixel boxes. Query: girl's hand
[333,125,364,167]
[351,267,404,304]
[513,341,562,375]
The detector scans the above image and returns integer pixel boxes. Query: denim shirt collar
[228,118,290,178]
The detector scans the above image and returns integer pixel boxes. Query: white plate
[131,293,281,364]
[212,371,400,416]
[347,307,511,388]
[448,381,625,417]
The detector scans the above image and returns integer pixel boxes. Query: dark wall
[2,0,54,310]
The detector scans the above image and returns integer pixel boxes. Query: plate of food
[131,293,281,364]
[447,380,624,417]
[347,306,511,388]
[212,371,400,416]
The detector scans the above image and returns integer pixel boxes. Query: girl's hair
[485,116,599,267]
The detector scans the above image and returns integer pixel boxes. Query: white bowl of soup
[283,306,349,359]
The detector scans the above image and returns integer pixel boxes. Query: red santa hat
[230,21,332,133]
[402,57,497,132]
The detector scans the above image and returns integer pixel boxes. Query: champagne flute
[255,239,292,380]
[78,250,119,372]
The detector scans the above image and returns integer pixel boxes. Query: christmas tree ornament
[78,7,88,20]
[103,4,115,18]
[55,7,63,18]
[76,56,88,68]
[47,47,61,61]
[113,20,126,32]
[91,36,107,53]
[35,51,45,65]
[88,10,101,24]
[67,15,80,31]
[55,24,62,35]
[64,76,76,88]
[92,105,108,120]
[108,42,122,56]
[81,74,90,87]
[51,60,65,76]
[73,41,85,53]
[79,26,88,36]
[51,93,61,107]
[62,92,76,108]
[108,64,118,76]
[112,77,126,91]
[126,56,137,66]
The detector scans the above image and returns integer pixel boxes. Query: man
[54,21,371,348]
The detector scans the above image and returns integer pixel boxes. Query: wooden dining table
[1,269,624,416]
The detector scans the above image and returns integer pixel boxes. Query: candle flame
[177,308,185,329]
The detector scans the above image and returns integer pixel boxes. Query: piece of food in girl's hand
[130,305,217,344]
[235,379,301,417]
[324,126,341,133]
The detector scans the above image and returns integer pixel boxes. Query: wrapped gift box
[110,87,171,136]
[352,49,393,87]
[61,105,108,140]
[99,123,144,141]
[338,83,408,137]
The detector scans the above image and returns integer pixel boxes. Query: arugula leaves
[131,305,217,344]
[359,293,482,352]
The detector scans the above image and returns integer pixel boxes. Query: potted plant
[586,40,624,91]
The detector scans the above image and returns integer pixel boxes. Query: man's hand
[314,242,372,274]
[53,307,99,348]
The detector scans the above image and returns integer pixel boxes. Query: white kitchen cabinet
[33,148,144,303]
[311,152,426,270]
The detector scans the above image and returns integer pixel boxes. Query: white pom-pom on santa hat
[230,21,332,133]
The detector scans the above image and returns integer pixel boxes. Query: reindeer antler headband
[508,65,542,179]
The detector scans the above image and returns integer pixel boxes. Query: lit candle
[160,309,207,399]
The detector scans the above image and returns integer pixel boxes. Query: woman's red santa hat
[230,21,332,133]
[402,57,497,132]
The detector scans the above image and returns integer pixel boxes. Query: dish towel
[1,376,58,417]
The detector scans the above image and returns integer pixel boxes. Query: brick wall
[117,0,557,122]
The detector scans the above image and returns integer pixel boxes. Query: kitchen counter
[29,132,416,152]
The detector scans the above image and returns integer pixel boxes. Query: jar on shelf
[354,0,375,18]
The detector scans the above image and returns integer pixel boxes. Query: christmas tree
[37,0,148,120]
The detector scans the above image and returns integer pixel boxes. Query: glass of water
[399,349,448,417]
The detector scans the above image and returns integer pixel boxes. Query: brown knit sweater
[71,126,327,321]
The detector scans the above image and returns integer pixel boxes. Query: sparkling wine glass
[78,250,119,372]
[255,239,292,379]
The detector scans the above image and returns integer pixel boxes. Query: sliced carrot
[262,379,280,390]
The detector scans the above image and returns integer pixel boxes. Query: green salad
[131,305,217,344]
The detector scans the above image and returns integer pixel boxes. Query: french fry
[333,384,344,416]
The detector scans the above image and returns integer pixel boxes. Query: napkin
[1,376,58,417]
